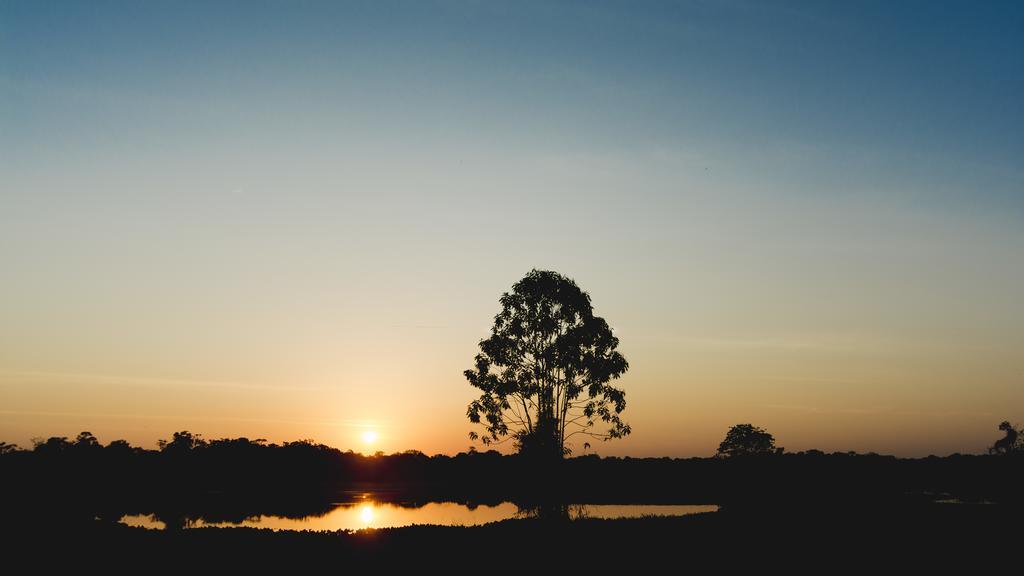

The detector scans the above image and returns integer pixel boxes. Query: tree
[158,430,207,453]
[32,436,72,455]
[73,431,102,452]
[465,269,630,460]
[716,424,780,458]
[988,421,1021,455]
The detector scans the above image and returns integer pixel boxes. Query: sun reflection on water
[358,503,375,526]
[118,500,718,532]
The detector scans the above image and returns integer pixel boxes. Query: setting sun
[361,430,379,445]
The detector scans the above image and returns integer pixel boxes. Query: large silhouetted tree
[716,424,779,458]
[465,269,630,460]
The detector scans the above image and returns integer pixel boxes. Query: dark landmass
[2,433,1021,570]
[7,501,1018,571]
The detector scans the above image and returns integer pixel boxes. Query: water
[119,497,718,532]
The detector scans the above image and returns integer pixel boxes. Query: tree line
[2,428,1022,519]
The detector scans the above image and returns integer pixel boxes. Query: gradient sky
[2,1,1022,457]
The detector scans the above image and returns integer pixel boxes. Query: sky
[1,1,1022,457]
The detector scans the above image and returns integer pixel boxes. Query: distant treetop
[716,423,781,458]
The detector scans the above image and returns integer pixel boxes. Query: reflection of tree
[150,498,339,529]
[152,511,191,531]
[514,501,589,522]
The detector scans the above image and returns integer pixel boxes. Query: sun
[361,430,379,445]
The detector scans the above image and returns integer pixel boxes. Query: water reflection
[120,497,717,532]
[358,503,374,525]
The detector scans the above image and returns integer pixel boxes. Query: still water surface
[120,498,718,531]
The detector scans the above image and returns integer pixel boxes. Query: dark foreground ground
[7,501,1018,572]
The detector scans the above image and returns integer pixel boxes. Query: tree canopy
[716,424,779,458]
[465,269,630,460]
[989,421,1021,455]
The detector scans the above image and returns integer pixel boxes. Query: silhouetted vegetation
[3,428,1022,528]
[716,423,781,458]
[465,269,630,461]
[989,421,1022,455]
[2,424,1022,570]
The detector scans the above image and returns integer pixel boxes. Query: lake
[119,496,718,531]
